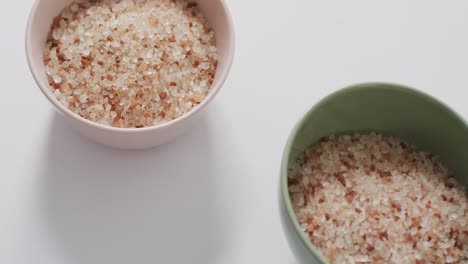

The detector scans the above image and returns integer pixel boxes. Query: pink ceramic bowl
[26,0,235,149]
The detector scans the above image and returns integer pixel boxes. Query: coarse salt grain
[44,0,217,128]
[79,94,88,103]
[53,75,62,84]
[288,132,468,264]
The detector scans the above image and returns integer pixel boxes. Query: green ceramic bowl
[279,82,468,264]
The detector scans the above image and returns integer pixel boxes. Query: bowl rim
[280,82,468,263]
[25,0,235,133]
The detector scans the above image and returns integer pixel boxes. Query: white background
[1,1,468,263]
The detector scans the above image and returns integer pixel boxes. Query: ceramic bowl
[26,0,235,149]
[279,82,468,263]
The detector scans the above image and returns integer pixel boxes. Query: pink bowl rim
[25,0,235,133]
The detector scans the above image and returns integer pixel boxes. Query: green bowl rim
[280,82,468,263]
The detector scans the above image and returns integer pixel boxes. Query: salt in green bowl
[279,82,468,264]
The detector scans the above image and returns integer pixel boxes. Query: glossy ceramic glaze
[26,0,235,149]
[280,83,468,264]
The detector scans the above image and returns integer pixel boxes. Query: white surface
[1,1,468,263]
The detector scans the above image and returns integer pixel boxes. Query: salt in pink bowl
[26,0,235,149]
